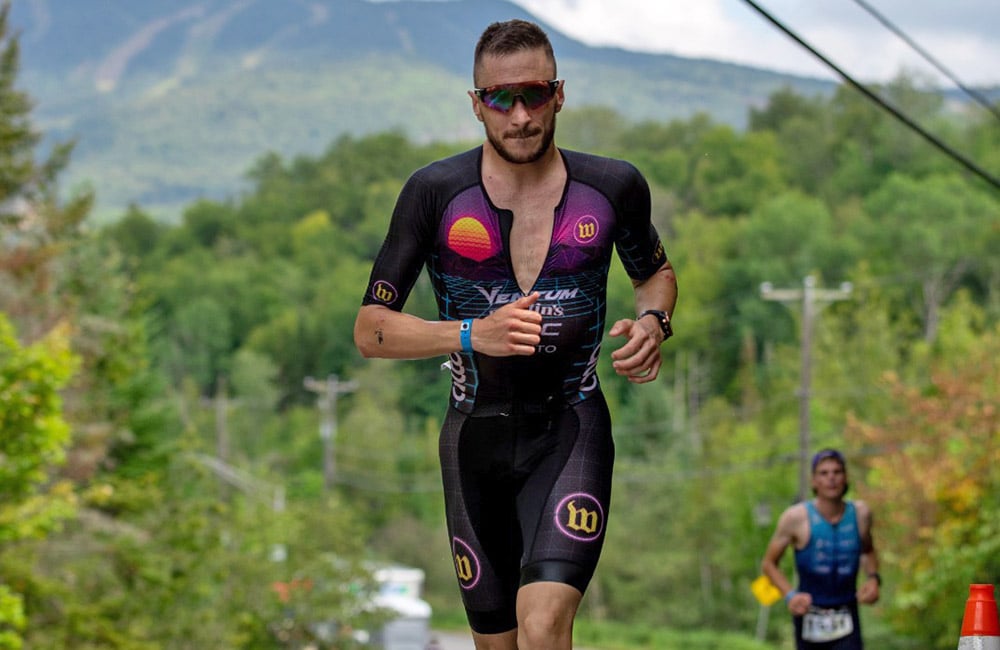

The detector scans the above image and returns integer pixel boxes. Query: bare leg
[516,582,582,650]
[471,629,517,650]
[469,582,582,649]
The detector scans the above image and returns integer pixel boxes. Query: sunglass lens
[483,88,514,112]
[520,85,550,109]
[480,82,555,113]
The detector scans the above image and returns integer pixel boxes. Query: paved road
[428,629,474,649]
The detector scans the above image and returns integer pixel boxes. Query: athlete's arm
[354,293,544,360]
[633,258,678,317]
[355,157,545,360]
[855,500,881,605]
[608,260,678,383]
[762,505,812,615]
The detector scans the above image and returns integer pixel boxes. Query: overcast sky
[508,0,1000,86]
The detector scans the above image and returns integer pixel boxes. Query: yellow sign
[751,574,782,606]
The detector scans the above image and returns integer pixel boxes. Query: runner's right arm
[762,505,812,615]
[354,296,543,360]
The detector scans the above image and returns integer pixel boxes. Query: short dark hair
[473,19,556,85]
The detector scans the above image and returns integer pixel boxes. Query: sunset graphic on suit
[447,216,496,262]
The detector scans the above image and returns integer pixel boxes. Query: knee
[515,581,581,649]
[518,606,572,649]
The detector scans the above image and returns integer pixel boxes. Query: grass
[430,607,774,650]
[573,618,774,650]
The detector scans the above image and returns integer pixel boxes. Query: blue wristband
[784,590,798,604]
[460,319,473,353]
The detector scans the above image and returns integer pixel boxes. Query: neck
[814,496,846,519]
[482,140,560,186]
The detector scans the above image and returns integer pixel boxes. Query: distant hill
[10,0,837,221]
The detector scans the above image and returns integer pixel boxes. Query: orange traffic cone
[958,584,1000,650]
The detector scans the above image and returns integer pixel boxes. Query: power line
[740,0,1000,192]
[848,0,1000,122]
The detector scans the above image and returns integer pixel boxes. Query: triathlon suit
[793,501,864,649]
[361,146,667,633]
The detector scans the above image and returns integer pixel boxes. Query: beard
[486,114,557,164]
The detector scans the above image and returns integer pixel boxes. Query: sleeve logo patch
[371,280,398,304]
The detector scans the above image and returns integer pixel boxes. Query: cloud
[511,0,1000,85]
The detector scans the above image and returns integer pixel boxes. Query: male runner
[354,19,677,650]
[761,449,881,649]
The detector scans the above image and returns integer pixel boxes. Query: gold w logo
[577,221,596,240]
[653,241,665,263]
[373,282,396,303]
[565,500,599,534]
[454,553,474,582]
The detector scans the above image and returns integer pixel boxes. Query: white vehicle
[368,566,433,650]
[314,565,433,650]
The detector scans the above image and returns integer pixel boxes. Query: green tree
[0,2,75,210]
[822,74,956,197]
[750,86,837,195]
[0,315,78,650]
[559,106,628,154]
[845,305,999,649]
[618,112,716,209]
[689,126,786,216]
[859,173,1000,341]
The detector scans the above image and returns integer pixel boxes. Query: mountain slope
[10,0,835,220]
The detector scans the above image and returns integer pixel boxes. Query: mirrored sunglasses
[473,80,561,113]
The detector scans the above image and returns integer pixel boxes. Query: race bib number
[802,607,854,643]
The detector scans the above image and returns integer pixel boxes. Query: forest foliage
[1,2,999,647]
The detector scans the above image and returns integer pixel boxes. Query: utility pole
[304,374,358,491]
[760,275,852,501]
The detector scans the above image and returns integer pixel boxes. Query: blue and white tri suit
[793,500,865,649]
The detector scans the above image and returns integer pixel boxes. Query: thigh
[830,605,863,650]
[518,393,614,593]
[439,409,521,634]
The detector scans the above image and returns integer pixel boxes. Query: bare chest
[507,203,554,291]
[485,178,564,292]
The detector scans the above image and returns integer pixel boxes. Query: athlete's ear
[555,82,565,113]
[469,90,484,122]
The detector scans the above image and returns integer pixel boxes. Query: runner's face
[812,459,847,499]
[470,49,562,164]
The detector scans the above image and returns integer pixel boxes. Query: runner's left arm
[609,260,677,382]
[856,501,881,604]
[606,162,678,383]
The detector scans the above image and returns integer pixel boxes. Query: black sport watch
[638,309,673,341]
